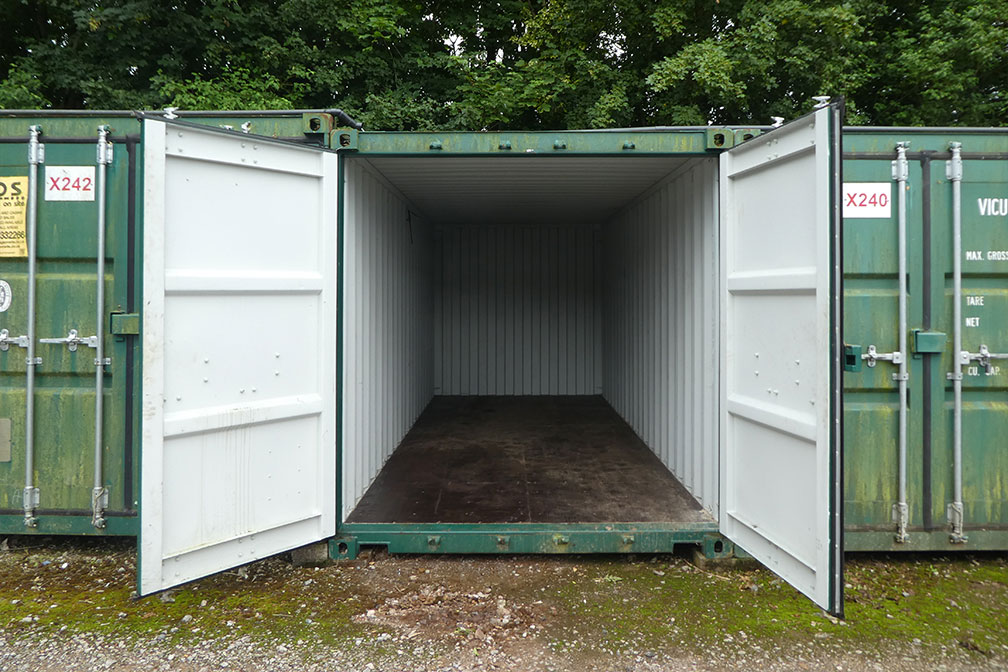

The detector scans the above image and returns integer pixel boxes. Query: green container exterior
[0,112,1004,554]
[842,127,1008,551]
[0,122,140,535]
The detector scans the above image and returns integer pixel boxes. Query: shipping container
[0,107,1005,617]
[841,128,1008,551]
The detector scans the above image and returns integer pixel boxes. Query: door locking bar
[946,142,967,544]
[23,125,43,527]
[880,141,912,543]
[92,126,112,529]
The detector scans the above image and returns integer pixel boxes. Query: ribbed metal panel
[602,158,720,515]
[341,159,434,519]
[434,224,601,395]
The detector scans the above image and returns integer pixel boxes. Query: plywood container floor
[346,396,714,524]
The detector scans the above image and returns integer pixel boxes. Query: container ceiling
[360,155,694,226]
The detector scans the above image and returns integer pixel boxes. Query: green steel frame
[333,522,727,560]
[350,127,738,155]
[332,129,736,561]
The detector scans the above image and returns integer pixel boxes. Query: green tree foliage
[0,0,1004,128]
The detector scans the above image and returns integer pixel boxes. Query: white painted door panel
[719,106,843,615]
[140,120,337,594]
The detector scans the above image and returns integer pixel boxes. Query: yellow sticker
[0,176,28,258]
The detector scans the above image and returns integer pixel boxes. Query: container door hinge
[947,502,967,544]
[23,487,39,527]
[92,486,109,529]
[891,502,909,543]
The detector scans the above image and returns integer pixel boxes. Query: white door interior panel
[719,105,843,615]
[140,120,338,594]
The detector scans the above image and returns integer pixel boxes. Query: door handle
[960,344,1008,375]
[0,329,30,351]
[39,329,98,352]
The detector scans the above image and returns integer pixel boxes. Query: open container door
[139,119,338,595]
[719,104,844,616]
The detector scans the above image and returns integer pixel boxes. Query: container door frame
[139,119,338,595]
[719,105,844,616]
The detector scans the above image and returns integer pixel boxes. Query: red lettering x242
[49,176,92,191]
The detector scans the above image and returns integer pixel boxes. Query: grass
[0,538,1005,668]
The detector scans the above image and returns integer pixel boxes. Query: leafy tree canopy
[0,0,1004,129]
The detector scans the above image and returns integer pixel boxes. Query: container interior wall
[341,159,435,519]
[602,159,720,516]
[433,224,602,395]
[342,153,720,521]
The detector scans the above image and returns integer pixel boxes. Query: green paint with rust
[0,113,318,145]
[0,513,137,536]
[842,128,1008,549]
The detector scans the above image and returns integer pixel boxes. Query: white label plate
[0,279,10,312]
[45,166,96,201]
[843,182,891,219]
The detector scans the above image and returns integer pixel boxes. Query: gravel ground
[0,538,1005,671]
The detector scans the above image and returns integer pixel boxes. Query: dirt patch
[354,581,546,640]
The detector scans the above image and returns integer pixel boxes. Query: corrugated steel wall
[602,158,720,515]
[341,159,435,519]
[433,225,602,395]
